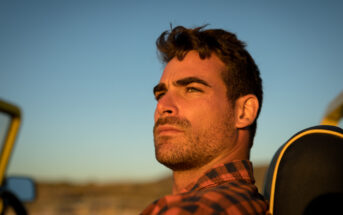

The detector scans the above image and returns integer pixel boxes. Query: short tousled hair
[156,25,263,142]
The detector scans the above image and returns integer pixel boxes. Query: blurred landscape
[24,165,268,215]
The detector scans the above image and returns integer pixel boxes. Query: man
[141,25,268,215]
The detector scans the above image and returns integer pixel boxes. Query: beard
[153,115,234,171]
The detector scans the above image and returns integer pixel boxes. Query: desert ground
[24,165,268,215]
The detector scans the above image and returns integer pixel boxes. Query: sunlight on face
[153,51,236,170]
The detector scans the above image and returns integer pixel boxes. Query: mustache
[153,116,191,133]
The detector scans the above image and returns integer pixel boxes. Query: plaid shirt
[141,160,268,215]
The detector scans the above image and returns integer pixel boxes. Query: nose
[155,92,178,118]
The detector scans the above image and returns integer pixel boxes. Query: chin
[154,146,193,171]
[157,159,195,171]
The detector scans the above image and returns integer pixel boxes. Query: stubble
[153,114,234,171]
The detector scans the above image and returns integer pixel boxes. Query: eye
[186,87,203,93]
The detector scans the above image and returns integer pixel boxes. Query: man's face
[153,51,236,171]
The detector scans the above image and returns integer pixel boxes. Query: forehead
[160,51,226,83]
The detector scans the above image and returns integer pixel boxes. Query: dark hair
[156,25,263,142]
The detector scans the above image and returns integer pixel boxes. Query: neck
[171,129,251,194]
[172,168,203,194]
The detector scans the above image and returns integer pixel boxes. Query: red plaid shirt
[141,160,268,215]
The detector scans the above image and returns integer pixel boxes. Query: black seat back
[263,125,343,215]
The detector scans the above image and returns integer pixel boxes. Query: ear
[234,94,259,129]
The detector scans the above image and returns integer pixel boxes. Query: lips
[155,125,184,136]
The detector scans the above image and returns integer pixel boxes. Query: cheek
[182,100,216,123]
[186,98,230,124]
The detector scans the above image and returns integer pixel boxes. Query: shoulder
[141,181,268,215]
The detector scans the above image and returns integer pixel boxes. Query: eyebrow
[153,76,211,95]
[153,83,167,95]
[174,77,211,87]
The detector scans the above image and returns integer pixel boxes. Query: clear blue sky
[1,0,342,183]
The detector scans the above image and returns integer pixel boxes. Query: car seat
[263,125,343,215]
